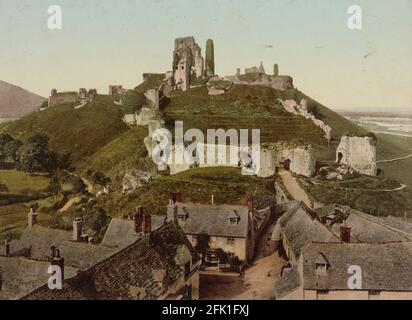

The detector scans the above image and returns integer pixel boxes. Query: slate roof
[330,210,411,243]
[101,215,166,249]
[173,203,250,238]
[0,257,78,300]
[303,242,412,291]
[278,202,339,258]
[10,225,116,269]
[23,222,199,300]
[273,267,301,299]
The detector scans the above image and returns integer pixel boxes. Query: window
[369,291,381,296]
[229,217,239,225]
[227,237,235,245]
[184,261,191,277]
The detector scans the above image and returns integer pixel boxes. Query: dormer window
[178,207,189,222]
[228,210,240,225]
[315,253,329,276]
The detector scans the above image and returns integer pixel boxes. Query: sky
[1,0,412,110]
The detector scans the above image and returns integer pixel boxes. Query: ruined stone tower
[172,36,204,91]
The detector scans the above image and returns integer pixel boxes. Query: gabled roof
[172,203,250,238]
[0,257,78,300]
[273,267,301,299]
[23,222,199,300]
[10,225,116,269]
[302,242,412,292]
[101,215,166,249]
[278,202,339,258]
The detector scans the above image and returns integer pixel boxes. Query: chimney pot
[247,195,254,212]
[142,212,152,237]
[340,225,351,243]
[170,191,182,204]
[28,207,38,228]
[4,240,10,256]
[73,218,83,242]
[134,207,144,234]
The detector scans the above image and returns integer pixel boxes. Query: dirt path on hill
[278,168,312,207]
[59,196,81,212]
[377,154,412,163]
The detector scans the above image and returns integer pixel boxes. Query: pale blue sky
[1,0,411,109]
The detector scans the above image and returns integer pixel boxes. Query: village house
[0,207,200,300]
[167,192,273,263]
[273,242,412,300]
[22,221,200,300]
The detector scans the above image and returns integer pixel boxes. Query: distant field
[0,170,50,194]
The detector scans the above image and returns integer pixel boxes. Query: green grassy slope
[78,127,156,184]
[93,166,276,217]
[1,95,128,167]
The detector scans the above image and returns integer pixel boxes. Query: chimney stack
[142,212,152,237]
[4,240,10,256]
[134,206,144,234]
[340,225,351,243]
[247,195,254,212]
[72,218,83,242]
[50,247,65,282]
[28,206,38,228]
[170,191,182,204]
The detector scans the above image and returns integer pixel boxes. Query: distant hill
[0,80,46,118]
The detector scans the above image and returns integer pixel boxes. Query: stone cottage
[273,242,412,300]
[167,193,273,263]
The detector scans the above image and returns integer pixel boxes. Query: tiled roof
[173,203,250,238]
[23,222,199,300]
[101,215,166,249]
[10,225,117,269]
[303,242,412,291]
[273,267,301,299]
[330,210,411,243]
[0,257,78,300]
[278,202,339,258]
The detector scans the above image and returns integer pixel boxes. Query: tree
[273,63,279,76]
[205,39,215,76]
[194,232,210,263]
[16,134,57,173]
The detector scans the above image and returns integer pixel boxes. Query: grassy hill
[82,166,276,217]
[78,127,156,184]
[1,95,128,167]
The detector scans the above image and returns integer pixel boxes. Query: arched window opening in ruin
[337,152,343,164]
[284,159,291,171]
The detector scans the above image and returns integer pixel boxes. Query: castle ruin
[336,136,377,176]
[172,37,205,91]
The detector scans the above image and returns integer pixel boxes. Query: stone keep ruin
[336,136,377,176]
[259,143,316,178]
[172,36,205,91]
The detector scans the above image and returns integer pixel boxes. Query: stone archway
[337,152,343,164]
[284,159,291,171]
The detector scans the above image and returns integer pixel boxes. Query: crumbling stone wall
[259,143,316,178]
[144,89,159,110]
[225,74,293,91]
[336,136,377,176]
[280,99,332,140]
[48,89,78,108]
